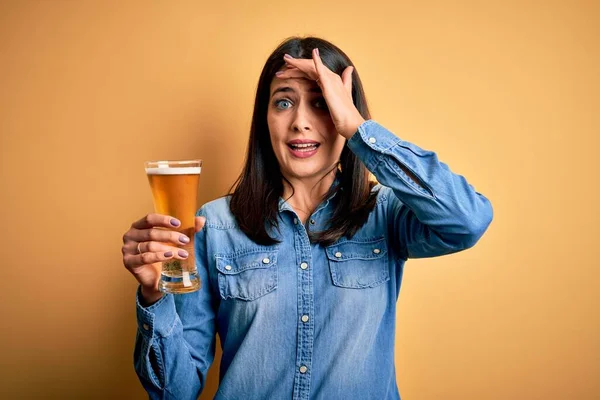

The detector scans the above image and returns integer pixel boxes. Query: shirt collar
[278,171,342,213]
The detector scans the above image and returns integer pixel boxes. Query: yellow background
[1,1,598,399]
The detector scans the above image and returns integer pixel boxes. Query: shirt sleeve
[133,207,217,399]
[347,120,493,260]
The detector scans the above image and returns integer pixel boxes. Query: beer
[145,160,202,294]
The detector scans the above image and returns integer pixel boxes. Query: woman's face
[267,75,346,182]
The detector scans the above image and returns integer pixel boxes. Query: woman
[122,36,493,400]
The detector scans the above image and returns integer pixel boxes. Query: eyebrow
[271,85,322,97]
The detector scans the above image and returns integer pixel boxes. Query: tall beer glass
[144,160,202,294]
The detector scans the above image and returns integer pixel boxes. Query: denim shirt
[134,120,493,400]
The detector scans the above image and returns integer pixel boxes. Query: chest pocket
[215,249,278,301]
[325,237,389,288]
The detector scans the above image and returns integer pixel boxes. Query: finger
[124,241,190,268]
[121,241,141,256]
[127,228,190,247]
[312,48,327,80]
[275,69,311,80]
[283,58,315,69]
[195,216,206,233]
[283,54,317,78]
[123,248,172,269]
[122,232,189,258]
[131,213,181,230]
[138,241,181,256]
[123,249,189,269]
[341,66,354,95]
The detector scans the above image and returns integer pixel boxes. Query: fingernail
[164,251,173,258]
[275,71,284,76]
[315,48,319,56]
[284,53,292,59]
[170,218,181,227]
[178,249,188,258]
[179,235,190,244]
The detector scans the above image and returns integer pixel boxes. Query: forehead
[269,77,321,97]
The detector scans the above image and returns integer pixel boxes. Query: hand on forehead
[277,56,321,82]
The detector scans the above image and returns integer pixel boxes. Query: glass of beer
[144,160,202,294]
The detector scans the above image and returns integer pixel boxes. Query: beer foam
[145,167,201,175]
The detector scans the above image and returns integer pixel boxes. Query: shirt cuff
[136,287,178,339]
[347,120,402,171]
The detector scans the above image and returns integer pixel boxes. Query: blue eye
[275,99,292,110]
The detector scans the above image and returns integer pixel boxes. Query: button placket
[292,212,314,399]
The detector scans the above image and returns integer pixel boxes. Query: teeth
[290,143,318,153]
[290,143,318,148]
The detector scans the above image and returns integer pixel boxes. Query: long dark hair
[229,36,378,246]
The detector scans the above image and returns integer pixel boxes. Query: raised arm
[347,120,493,259]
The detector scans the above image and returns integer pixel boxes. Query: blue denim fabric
[134,120,493,399]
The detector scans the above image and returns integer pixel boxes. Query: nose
[291,103,312,133]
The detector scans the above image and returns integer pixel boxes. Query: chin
[285,165,333,181]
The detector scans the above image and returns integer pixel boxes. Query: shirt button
[301,315,309,323]
[373,248,381,254]
[368,137,377,144]
[142,323,150,331]
[310,219,316,225]
[300,262,308,270]
[262,258,270,264]
[299,365,308,374]
[293,218,298,225]
[225,265,232,271]
[334,252,342,258]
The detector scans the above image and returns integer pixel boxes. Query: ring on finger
[137,242,143,254]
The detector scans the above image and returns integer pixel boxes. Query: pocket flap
[216,250,278,275]
[325,237,387,261]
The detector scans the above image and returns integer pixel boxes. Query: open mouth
[287,143,320,152]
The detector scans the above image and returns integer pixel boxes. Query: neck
[282,168,338,223]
